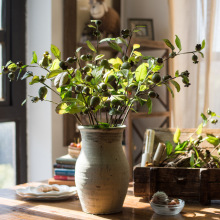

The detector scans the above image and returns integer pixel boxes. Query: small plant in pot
[1,20,205,214]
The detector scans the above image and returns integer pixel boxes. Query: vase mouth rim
[78,125,126,130]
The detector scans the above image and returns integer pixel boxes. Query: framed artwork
[128,19,154,40]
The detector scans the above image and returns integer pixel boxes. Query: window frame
[0,0,26,184]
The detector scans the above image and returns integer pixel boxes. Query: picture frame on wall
[128,19,154,40]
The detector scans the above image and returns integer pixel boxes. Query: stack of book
[48,154,77,186]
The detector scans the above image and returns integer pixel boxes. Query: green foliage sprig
[164,109,220,168]
[1,20,205,128]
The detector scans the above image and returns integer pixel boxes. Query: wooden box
[134,167,220,205]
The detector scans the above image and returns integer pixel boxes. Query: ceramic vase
[75,125,129,214]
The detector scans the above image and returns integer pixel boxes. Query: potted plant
[1,20,205,214]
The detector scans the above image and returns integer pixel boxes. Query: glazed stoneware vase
[75,125,129,214]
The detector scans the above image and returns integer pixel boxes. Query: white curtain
[169,0,220,128]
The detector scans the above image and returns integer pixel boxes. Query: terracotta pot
[75,125,129,214]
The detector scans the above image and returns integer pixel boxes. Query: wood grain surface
[0,182,219,219]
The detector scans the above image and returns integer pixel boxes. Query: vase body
[75,126,129,214]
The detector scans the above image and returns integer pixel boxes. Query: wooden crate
[134,167,220,205]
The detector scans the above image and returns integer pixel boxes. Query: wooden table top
[0,182,220,220]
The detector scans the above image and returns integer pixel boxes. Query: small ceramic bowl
[150,199,185,215]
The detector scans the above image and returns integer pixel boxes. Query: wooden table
[0,182,220,220]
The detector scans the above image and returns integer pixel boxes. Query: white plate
[18,193,77,201]
[16,184,77,199]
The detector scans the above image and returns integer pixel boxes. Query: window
[0,0,26,186]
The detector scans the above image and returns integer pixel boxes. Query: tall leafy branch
[1,20,205,128]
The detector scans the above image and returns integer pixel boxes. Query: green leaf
[8,63,17,69]
[115,37,128,46]
[135,63,148,82]
[50,59,60,71]
[190,153,195,167]
[107,41,123,53]
[91,66,104,84]
[88,24,96,29]
[206,135,220,146]
[196,123,203,135]
[56,101,85,114]
[21,99,27,106]
[173,127,181,143]
[75,69,82,82]
[175,141,188,151]
[99,38,116,43]
[201,113,207,126]
[133,44,140,50]
[163,39,175,50]
[175,35,182,52]
[199,51,204,58]
[146,98,152,114]
[193,147,199,159]
[165,83,174,98]
[175,70,179,77]
[76,47,82,53]
[201,39,205,50]
[47,69,63,79]
[51,44,61,60]
[21,71,33,80]
[165,141,173,156]
[86,40,97,53]
[31,51,38,64]
[29,76,40,85]
[170,80,180,92]
[109,108,122,115]
[95,54,105,61]
[5,60,13,67]
[211,111,216,117]
[17,65,28,80]
[152,64,163,72]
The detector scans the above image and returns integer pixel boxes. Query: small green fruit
[100,59,110,69]
[66,57,75,64]
[16,61,23,68]
[99,83,107,91]
[31,97,39,103]
[83,66,90,73]
[121,62,131,70]
[148,91,157,98]
[80,55,87,61]
[207,109,212,115]
[40,56,49,68]
[59,61,68,70]
[38,87,48,100]
[2,67,9,74]
[107,74,115,83]
[195,44,202,51]
[192,54,198,63]
[85,75,93,82]
[90,96,100,108]
[86,54,93,61]
[152,73,161,84]
[82,87,90,95]
[8,72,15,80]
[157,58,163,64]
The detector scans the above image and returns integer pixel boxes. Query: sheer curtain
[169,0,220,128]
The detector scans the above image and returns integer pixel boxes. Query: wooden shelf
[131,111,170,119]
